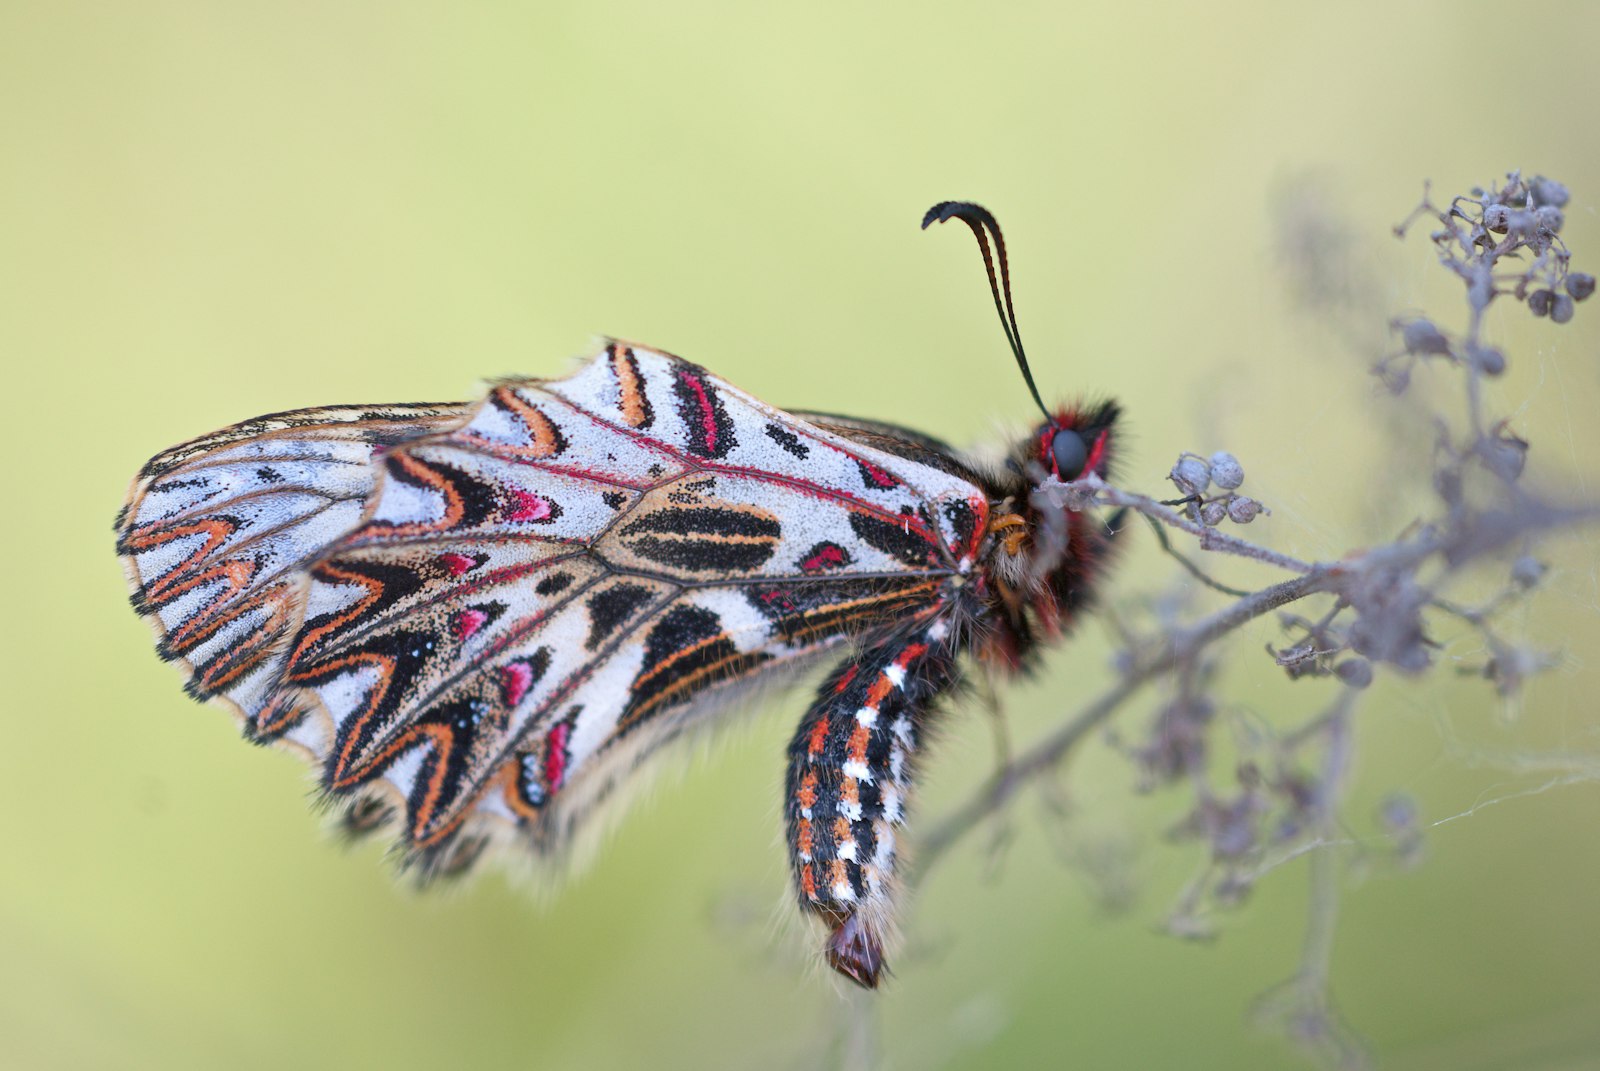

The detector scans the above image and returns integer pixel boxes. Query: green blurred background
[5,3,1600,1068]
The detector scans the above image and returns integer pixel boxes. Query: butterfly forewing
[123,343,991,875]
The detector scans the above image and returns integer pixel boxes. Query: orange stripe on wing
[616,646,772,732]
[478,386,565,459]
[288,560,389,663]
[775,582,941,647]
[131,517,243,601]
[610,344,651,428]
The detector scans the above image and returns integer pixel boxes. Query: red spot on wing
[438,552,476,576]
[507,489,552,522]
[856,458,900,490]
[543,722,571,791]
[451,608,489,642]
[800,543,848,573]
[500,661,535,707]
[758,588,797,612]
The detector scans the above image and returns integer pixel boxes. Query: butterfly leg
[784,619,960,988]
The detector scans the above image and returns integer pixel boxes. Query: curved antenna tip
[921,200,1051,421]
[920,201,994,231]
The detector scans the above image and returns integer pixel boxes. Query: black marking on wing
[584,582,657,650]
[671,364,736,459]
[848,511,936,568]
[765,423,810,459]
[535,572,574,597]
[619,506,781,573]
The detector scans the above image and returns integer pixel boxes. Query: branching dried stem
[910,170,1598,1068]
[913,571,1328,877]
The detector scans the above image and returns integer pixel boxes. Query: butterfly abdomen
[784,618,961,987]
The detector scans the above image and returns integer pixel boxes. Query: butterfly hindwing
[117,402,472,723]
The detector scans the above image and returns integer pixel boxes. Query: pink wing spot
[759,588,797,612]
[800,544,848,573]
[452,608,489,643]
[677,370,719,454]
[857,459,900,490]
[500,661,535,707]
[507,489,552,522]
[438,552,477,576]
[543,722,571,792]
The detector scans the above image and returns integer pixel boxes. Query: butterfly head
[921,199,1119,490]
[925,201,1124,657]
[1034,403,1118,484]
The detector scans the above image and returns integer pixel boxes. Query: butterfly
[116,202,1120,988]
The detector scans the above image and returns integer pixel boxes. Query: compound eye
[1051,428,1089,479]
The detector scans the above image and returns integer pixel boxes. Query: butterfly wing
[124,344,991,879]
[118,401,472,724]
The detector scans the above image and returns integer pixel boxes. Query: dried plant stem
[914,571,1330,878]
[1088,477,1317,575]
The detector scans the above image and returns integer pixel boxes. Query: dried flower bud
[1209,451,1244,490]
[1226,496,1262,524]
[1380,792,1417,829]
[1335,658,1373,689]
[1170,456,1210,498]
[1529,289,1553,317]
[1481,427,1529,481]
[1346,572,1431,672]
[1209,797,1260,860]
[1468,270,1493,311]
[1433,464,1462,505]
[1530,176,1570,208]
[1483,203,1510,233]
[1510,556,1546,589]
[1469,344,1506,376]
[1200,500,1228,527]
[1401,318,1450,356]
[1567,273,1596,302]
[1550,293,1575,324]
[1377,361,1411,394]
[1534,205,1564,234]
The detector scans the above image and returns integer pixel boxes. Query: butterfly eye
[1051,428,1089,479]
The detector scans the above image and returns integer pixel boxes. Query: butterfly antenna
[922,201,1051,421]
